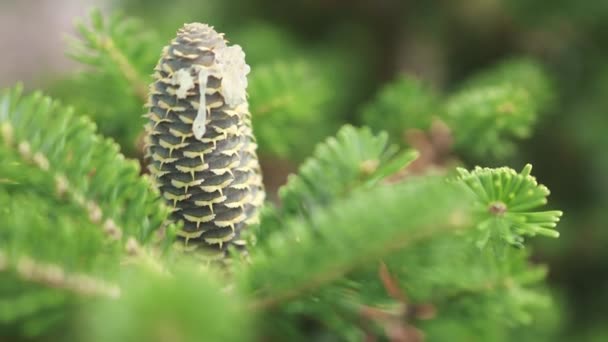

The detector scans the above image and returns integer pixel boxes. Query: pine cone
[145,23,264,259]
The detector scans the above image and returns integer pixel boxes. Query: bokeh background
[1,0,607,340]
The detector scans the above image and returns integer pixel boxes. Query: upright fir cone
[145,23,265,259]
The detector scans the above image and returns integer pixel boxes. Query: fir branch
[55,9,162,154]
[278,125,417,218]
[249,224,464,312]
[84,267,252,342]
[248,60,334,158]
[68,9,153,101]
[254,125,418,243]
[402,241,550,319]
[442,59,553,158]
[0,86,173,243]
[460,58,554,113]
[0,140,123,242]
[435,267,547,311]
[415,247,552,339]
[0,186,123,336]
[360,75,441,144]
[0,253,120,299]
[241,177,472,311]
[96,34,148,101]
[457,164,562,247]
[336,235,552,340]
[443,84,537,158]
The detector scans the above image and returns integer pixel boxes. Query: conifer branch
[255,125,417,243]
[242,178,472,311]
[278,125,416,218]
[69,9,152,102]
[442,59,553,158]
[361,75,440,143]
[84,267,252,342]
[58,10,163,153]
[457,164,562,247]
[95,35,148,101]
[248,60,334,157]
[0,140,122,241]
[249,221,468,311]
[0,86,173,241]
[0,252,120,298]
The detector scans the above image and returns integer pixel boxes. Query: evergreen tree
[6,2,604,340]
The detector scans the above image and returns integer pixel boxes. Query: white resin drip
[215,44,250,107]
[173,68,196,99]
[193,68,209,140]
[171,37,250,141]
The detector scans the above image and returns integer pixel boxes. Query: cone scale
[145,23,264,258]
